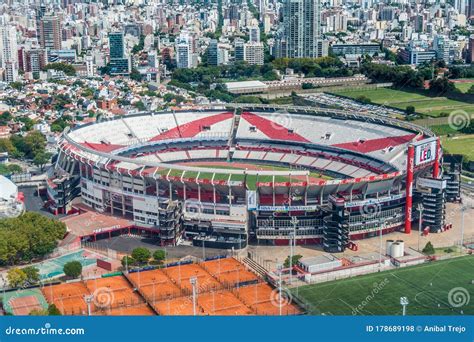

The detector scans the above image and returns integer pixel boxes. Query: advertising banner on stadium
[257,205,318,212]
[246,190,257,210]
[413,137,437,166]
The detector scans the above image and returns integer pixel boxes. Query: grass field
[293,256,474,315]
[332,88,474,117]
[441,135,474,160]
[452,79,474,93]
[157,162,332,190]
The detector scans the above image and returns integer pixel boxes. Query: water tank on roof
[386,240,394,256]
[391,242,403,258]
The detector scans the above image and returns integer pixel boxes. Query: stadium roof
[0,175,17,201]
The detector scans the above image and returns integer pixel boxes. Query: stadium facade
[47,105,457,252]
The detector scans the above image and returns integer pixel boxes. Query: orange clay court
[85,277,144,310]
[38,257,301,316]
[153,297,197,315]
[203,258,259,286]
[235,283,301,315]
[163,263,222,293]
[128,269,182,302]
[198,291,253,315]
[42,282,90,315]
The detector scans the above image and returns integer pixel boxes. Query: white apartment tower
[283,0,325,58]
[0,25,18,82]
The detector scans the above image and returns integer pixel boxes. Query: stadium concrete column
[432,138,441,179]
[405,144,415,234]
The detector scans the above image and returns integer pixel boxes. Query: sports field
[441,135,474,161]
[293,256,474,315]
[159,161,331,190]
[452,79,474,93]
[332,88,474,117]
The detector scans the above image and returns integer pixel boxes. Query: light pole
[379,221,385,269]
[190,277,198,316]
[277,264,283,316]
[417,203,423,252]
[460,205,466,252]
[84,294,94,316]
[400,297,409,316]
[289,216,298,284]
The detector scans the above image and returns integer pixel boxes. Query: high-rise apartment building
[282,0,325,58]
[39,15,61,50]
[0,25,18,82]
[108,32,129,75]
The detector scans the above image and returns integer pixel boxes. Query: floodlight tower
[190,277,198,316]
[400,297,409,316]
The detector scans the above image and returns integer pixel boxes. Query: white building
[244,42,264,65]
[0,25,18,82]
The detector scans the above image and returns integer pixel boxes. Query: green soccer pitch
[292,256,474,316]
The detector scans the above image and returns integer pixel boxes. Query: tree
[467,85,474,94]
[429,77,456,94]
[283,255,303,268]
[29,308,48,315]
[131,247,151,264]
[63,261,82,278]
[405,105,415,115]
[121,255,135,268]
[356,95,372,104]
[422,241,435,255]
[7,268,27,288]
[23,266,40,285]
[33,151,52,171]
[153,249,166,262]
[47,304,61,315]
[43,63,76,76]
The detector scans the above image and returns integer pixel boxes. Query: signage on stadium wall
[246,190,257,210]
[413,137,437,166]
[344,193,405,208]
[257,205,318,212]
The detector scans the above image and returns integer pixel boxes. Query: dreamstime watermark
[448,110,472,131]
[270,287,293,309]
[359,202,382,220]
[352,278,390,315]
[448,287,470,308]
[92,287,114,308]
[269,111,293,131]
[4,323,85,336]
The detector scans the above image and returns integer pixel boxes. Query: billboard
[413,137,437,166]
[246,190,257,210]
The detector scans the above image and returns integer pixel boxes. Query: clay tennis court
[128,269,182,302]
[35,257,301,316]
[9,295,43,315]
[235,283,301,315]
[42,282,90,315]
[202,258,259,287]
[153,296,199,315]
[85,276,144,311]
[163,263,222,293]
[198,290,253,315]
[104,304,155,316]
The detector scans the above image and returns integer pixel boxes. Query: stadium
[48,104,457,252]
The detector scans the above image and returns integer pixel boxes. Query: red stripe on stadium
[332,134,417,153]
[241,112,310,143]
[148,112,234,142]
[80,142,125,152]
